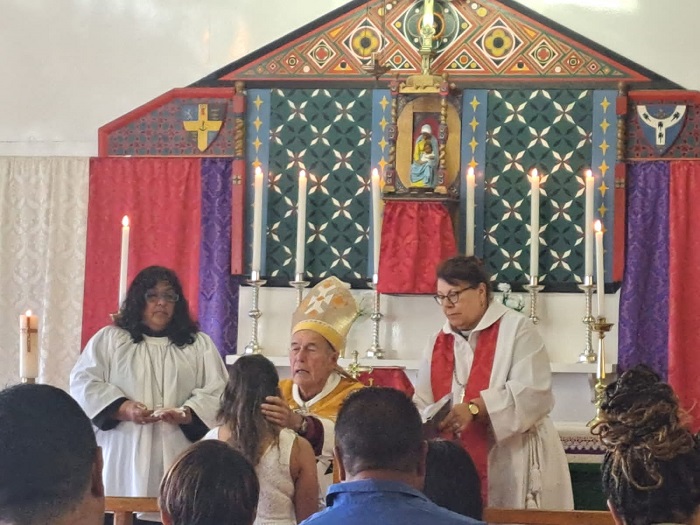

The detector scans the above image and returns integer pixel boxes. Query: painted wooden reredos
[99,0,691,296]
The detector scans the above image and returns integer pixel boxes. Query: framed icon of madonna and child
[395,95,461,193]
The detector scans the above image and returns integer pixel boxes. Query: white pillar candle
[371,168,382,278]
[118,215,130,308]
[584,169,595,277]
[466,167,476,256]
[251,166,264,274]
[19,310,39,380]
[295,170,308,277]
[595,220,605,318]
[529,168,540,280]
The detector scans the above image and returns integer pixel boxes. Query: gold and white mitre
[291,276,358,356]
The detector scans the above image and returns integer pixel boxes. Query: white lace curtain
[0,157,89,390]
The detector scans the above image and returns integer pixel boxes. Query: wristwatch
[468,401,480,418]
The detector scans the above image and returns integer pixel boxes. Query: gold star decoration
[470,96,480,111]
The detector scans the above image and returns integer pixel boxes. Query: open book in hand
[420,393,452,440]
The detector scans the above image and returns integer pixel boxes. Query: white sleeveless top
[203,426,297,525]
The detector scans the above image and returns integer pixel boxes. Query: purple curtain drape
[199,158,240,356]
[618,161,669,378]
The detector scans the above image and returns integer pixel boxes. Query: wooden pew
[483,507,614,525]
[106,497,160,525]
[106,497,615,525]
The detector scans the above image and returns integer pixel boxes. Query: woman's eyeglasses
[145,291,180,303]
[433,286,476,306]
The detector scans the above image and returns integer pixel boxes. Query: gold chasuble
[279,376,362,419]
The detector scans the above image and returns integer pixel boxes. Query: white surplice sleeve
[413,331,441,411]
[480,315,555,443]
[70,326,131,419]
[179,332,227,429]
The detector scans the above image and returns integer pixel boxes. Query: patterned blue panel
[591,90,617,284]
[246,89,271,276]
[371,89,391,276]
[461,89,488,258]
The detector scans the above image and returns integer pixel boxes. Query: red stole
[430,320,501,505]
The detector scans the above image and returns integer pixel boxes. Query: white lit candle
[295,170,308,277]
[594,220,605,318]
[251,166,264,275]
[529,168,540,281]
[584,169,595,277]
[423,0,434,27]
[371,168,382,278]
[466,167,476,256]
[19,310,39,380]
[118,215,130,308]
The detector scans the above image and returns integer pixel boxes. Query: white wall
[1,0,689,426]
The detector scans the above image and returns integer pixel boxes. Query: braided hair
[592,365,700,525]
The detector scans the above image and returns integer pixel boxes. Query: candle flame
[254,166,263,176]
[594,220,602,232]
[371,167,379,179]
[299,169,306,180]
[25,309,32,316]
[467,166,475,178]
[530,168,539,180]
[121,215,129,227]
[585,168,593,179]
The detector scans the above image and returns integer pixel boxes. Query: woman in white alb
[70,266,228,523]
[414,256,573,510]
[204,354,318,525]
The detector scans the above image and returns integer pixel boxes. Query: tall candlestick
[371,168,382,278]
[295,170,308,276]
[595,220,605,318]
[466,167,476,256]
[529,168,540,280]
[584,169,595,277]
[251,166,264,274]
[118,215,130,308]
[19,310,39,380]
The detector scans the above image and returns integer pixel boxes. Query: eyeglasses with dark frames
[433,286,477,306]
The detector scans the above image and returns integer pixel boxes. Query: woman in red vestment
[414,256,573,510]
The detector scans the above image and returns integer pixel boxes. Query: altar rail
[105,497,615,525]
[106,497,159,525]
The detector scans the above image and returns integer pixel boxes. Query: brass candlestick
[244,270,266,355]
[587,316,614,427]
[289,272,310,307]
[365,280,384,359]
[523,275,545,324]
[578,276,596,363]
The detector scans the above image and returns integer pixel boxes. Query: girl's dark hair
[159,440,259,525]
[424,439,483,520]
[436,255,492,302]
[592,364,700,525]
[218,355,281,465]
[114,265,198,347]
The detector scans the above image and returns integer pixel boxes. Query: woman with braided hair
[592,364,700,525]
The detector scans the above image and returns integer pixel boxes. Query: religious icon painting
[181,102,228,152]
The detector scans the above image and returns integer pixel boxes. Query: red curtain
[668,160,700,432]
[377,201,457,294]
[82,158,202,348]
